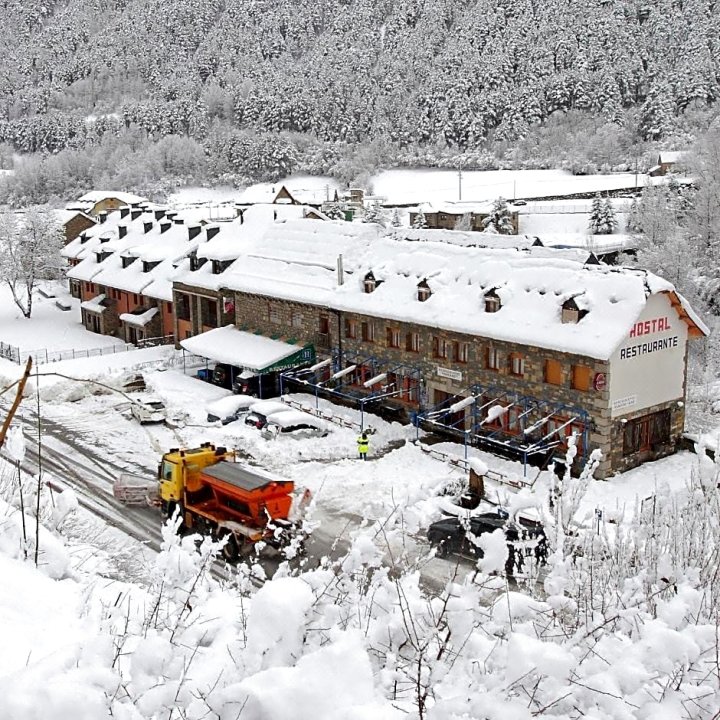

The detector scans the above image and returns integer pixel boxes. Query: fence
[0,335,175,365]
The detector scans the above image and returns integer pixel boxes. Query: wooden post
[0,357,33,450]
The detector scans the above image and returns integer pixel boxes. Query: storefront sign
[612,395,637,411]
[629,316,671,338]
[437,366,462,382]
[593,372,607,391]
[619,336,678,360]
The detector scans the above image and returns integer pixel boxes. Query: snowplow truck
[159,443,305,561]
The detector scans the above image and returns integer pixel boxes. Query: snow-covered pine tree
[454,212,472,231]
[482,197,513,234]
[412,208,428,229]
[601,197,617,234]
[390,208,401,227]
[588,193,604,234]
[362,200,388,226]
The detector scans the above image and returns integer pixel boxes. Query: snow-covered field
[1,284,719,718]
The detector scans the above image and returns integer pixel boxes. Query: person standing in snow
[357,431,369,460]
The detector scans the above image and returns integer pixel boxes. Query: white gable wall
[608,293,688,418]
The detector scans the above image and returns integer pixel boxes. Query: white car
[260,410,329,440]
[130,398,167,424]
[244,400,294,429]
[205,395,256,425]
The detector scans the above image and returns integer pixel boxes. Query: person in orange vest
[357,431,369,460]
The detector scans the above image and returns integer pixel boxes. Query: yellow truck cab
[159,443,232,516]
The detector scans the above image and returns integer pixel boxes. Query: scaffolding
[416,382,591,475]
[280,349,422,430]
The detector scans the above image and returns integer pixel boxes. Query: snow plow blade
[113,473,159,506]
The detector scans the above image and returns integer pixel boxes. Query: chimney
[337,254,344,286]
[118,225,128,239]
[98,210,108,223]
[154,209,166,220]
[206,226,220,241]
[173,217,184,225]
[120,206,130,219]
[160,221,171,234]
[131,209,142,221]
[188,224,202,241]
[165,211,178,221]
[143,221,153,234]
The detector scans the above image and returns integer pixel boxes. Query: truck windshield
[161,460,176,481]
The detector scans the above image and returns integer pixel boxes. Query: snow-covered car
[260,410,329,440]
[244,400,294,429]
[427,512,546,565]
[205,395,256,425]
[130,398,167,424]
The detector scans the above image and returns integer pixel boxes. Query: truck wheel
[221,534,240,562]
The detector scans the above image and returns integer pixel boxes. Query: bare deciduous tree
[0,206,64,318]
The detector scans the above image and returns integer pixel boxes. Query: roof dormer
[142,260,161,273]
[417,279,432,302]
[561,295,589,324]
[363,271,381,293]
[121,255,137,269]
[212,259,233,275]
[95,250,112,263]
[484,288,501,313]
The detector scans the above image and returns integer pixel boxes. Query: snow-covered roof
[659,151,687,164]
[77,191,148,205]
[209,223,706,360]
[119,307,158,327]
[180,326,308,371]
[235,176,341,206]
[416,201,494,214]
[388,227,537,250]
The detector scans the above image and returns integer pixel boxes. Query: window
[623,410,671,456]
[486,347,501,370]
[545,359,562,385]
[176,294,190,321]
[406,332,420,352]
[166,302,173,315]
[319,315,330,335]
[269,304,281,324]
[432,336,449,359]
[386,327,401,348]
[509,353,525,376]
[453,342,470,363]
[572,364,592,391]
[484,290,501,313]
[345,319,357,339]
[133,294,139,304]
[291,310,302,328]
[200,297,218,327]
[361,321,375,342]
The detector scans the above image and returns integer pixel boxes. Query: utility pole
[458,162,463,201]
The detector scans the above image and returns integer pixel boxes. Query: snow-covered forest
[0,0,719,199]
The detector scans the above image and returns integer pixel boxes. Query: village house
[409,201,519,234]
[176,220,706,478]
[648,151,688,176]
[62,203,213,343]
[66,191,148,218]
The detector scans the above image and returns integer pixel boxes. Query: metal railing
[0,334,175,365]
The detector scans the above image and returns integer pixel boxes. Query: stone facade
[173,283,234,344]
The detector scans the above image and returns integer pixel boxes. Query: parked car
[232,370,280,398]
[205,395,256,425]
[427,512,546,570]
[212,363,241,389]
[130,398,167,424]
[244,400,294,429]
[260,410,329,440]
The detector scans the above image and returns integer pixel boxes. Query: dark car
[213,363,241,389]
[427,512,546,572]
[232,371,280,398]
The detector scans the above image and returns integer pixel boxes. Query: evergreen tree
[390,208,401,227]
[362,200,388,226]
[588,193,604,234]
[482,197,514,234]
[412,208,428,229]
[454,212,472,231]
[601,198,617,234]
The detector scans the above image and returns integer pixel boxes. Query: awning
[80,294,108,314]
[119,308,158,327]
[180,325,315,374]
